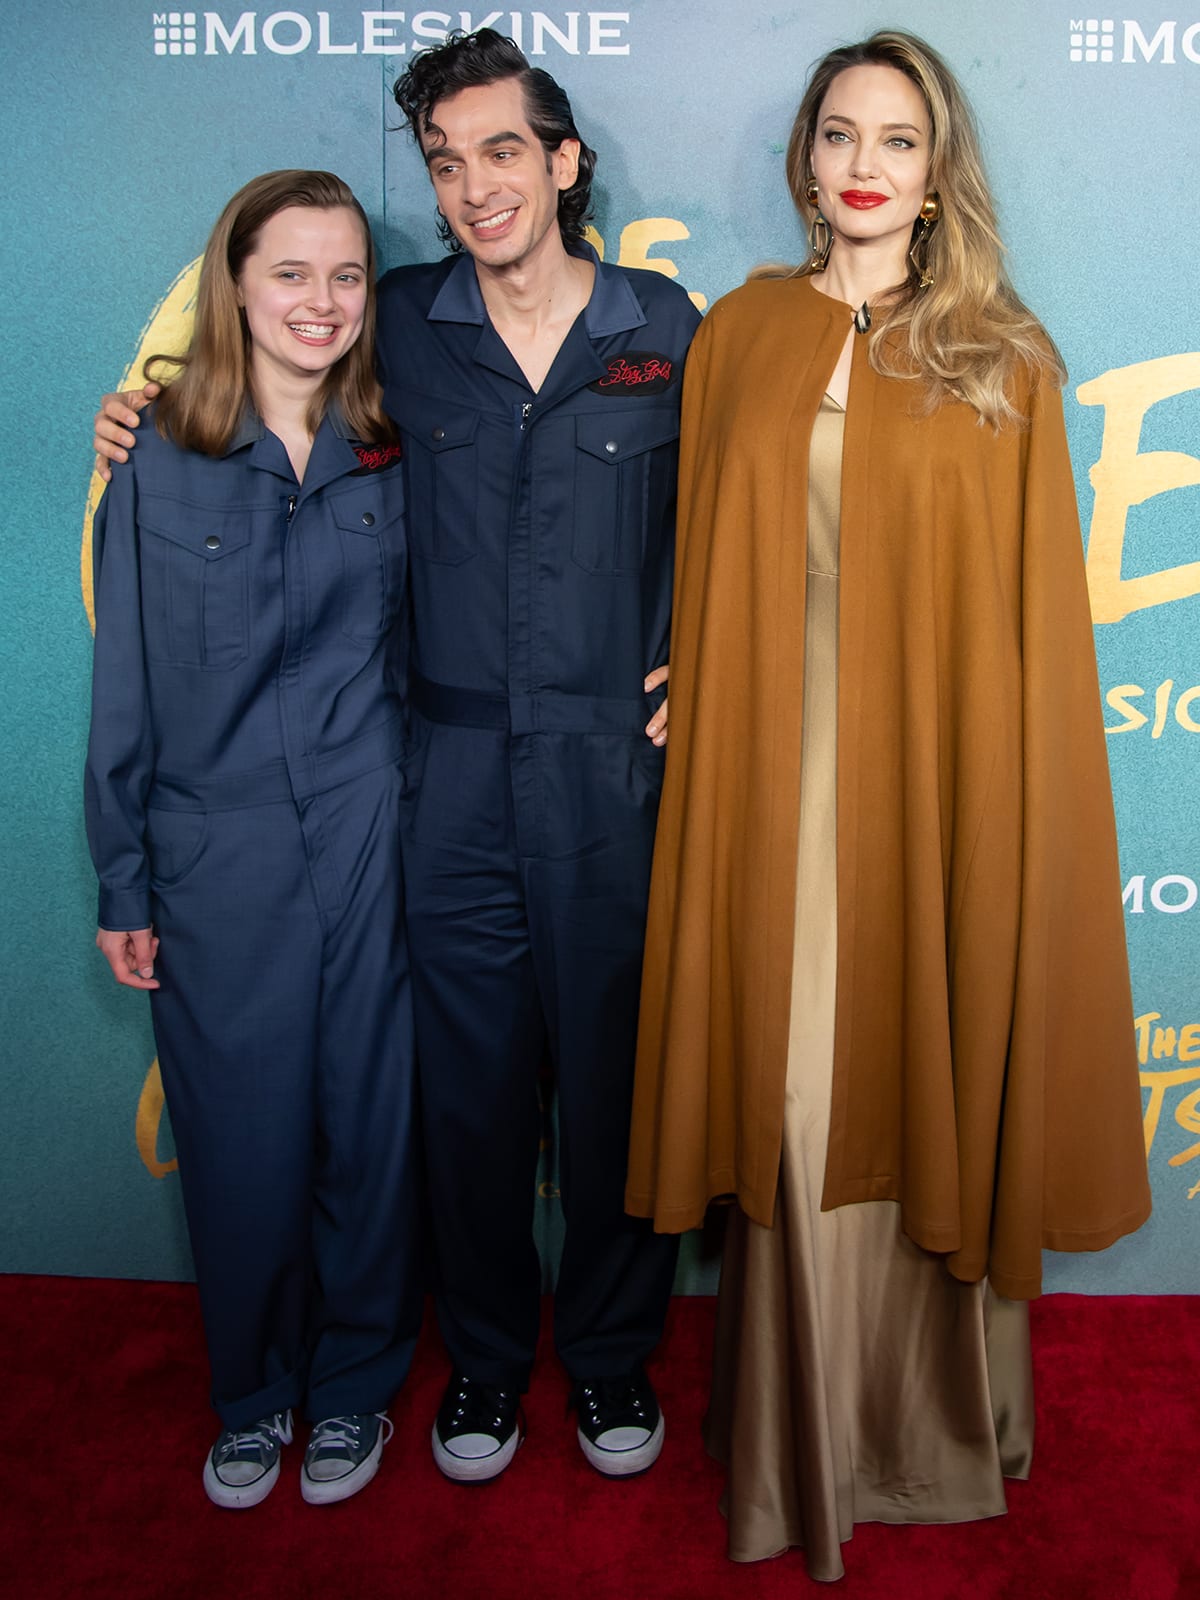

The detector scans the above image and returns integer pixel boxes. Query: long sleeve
[84,458,155,930]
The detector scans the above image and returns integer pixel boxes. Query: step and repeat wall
[1,1,1196,1291]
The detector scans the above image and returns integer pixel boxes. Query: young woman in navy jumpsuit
[85,171,421,1509]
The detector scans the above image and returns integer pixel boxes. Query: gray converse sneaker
[202,1410,294,1508]
[301,1413,393,1505]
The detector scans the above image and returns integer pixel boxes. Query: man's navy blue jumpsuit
[377,244,701,1387]
[85,408,423,1428]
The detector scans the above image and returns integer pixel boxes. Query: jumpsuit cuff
[98,884,152,932]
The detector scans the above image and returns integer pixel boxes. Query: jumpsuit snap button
[432,427,446,442]
[204,535,221,550]
[604,440,619,455]
[361,512,375,527]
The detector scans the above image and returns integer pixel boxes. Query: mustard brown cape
[625,277,1150,1298]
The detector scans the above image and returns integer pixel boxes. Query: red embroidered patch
[588,351,675,396]
[353,443,403,471]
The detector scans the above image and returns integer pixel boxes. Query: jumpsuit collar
[426,239,649,396]
[222,405,363,498]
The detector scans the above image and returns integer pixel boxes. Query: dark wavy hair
[392,28,596,253]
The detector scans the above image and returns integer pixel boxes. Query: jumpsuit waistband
[148,717,407,811]
[412,674,649,736]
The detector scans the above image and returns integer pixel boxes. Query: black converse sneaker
[432,1372,523,1482]
[202,1410,294,1508]
[572,1369,664,1477]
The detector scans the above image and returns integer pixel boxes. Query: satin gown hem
[705,395,1034,1582]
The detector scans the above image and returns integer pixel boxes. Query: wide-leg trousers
[402,713,678,1391]
[148,763,422,1429]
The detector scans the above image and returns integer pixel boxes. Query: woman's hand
[96,926,161,990]
[93,382,161,481]
[645,663,669,746]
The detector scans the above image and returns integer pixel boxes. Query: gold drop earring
[908,193,940,289]
[804,177,832,273]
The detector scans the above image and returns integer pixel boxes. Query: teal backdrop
[2,1,1197,1293]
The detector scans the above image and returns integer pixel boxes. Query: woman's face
[236,204,368,389]
[809,64,932,255]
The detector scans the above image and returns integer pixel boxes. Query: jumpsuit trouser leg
[523,844,679,1381]
[403,723,678,1391]
[149,765,422,1430]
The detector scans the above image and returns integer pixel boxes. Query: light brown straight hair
[147,169,395,453]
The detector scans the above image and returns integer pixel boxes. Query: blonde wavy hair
[148,169,395,454]
[766,30,1063,427]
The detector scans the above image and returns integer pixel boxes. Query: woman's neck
[250,358,322,482]
[811,234,910,315]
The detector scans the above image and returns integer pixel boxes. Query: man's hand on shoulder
[93,381,161,481]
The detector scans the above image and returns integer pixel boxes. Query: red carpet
[3,1277,1196,1598]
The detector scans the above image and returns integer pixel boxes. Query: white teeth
[289,323,336,336]
[474,209,516,232]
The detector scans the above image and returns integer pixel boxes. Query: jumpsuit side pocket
[144,807,209,888]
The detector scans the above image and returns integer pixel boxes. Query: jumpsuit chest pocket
[329,488,406,644]
[572,409,681,575]
[137,497,253,670]
[394,401,480,566]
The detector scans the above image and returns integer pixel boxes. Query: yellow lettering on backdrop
[1177,687,1200,732]
[1153,1025,1178,1060]
[584,219,708,309]
[1077,353,1200,623]
[135,1058,178,1179]
[1140,1066,1200,1164]
[1135,1012,1200,1188]
[1105,680,1200,737]
[1134,1011,1159,1063]
[1169,1085,1200,1168]
[1151,680,1173,739]
[1104,685,1149,733]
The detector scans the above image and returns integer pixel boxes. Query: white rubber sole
[203,1453,282,1509]
[432,1421,522,1483]
[202,1413,293,1509]
[301,1427,385,1505]
[578,1412,665,1478]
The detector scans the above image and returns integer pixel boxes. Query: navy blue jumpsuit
[377,244,701,1387]
[85,407,422,1429]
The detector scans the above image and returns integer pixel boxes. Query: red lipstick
[839,190,888,209]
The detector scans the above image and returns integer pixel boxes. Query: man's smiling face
[421,75,580,273]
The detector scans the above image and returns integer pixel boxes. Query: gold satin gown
[702,394,1036,1583]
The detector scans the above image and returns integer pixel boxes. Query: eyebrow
[821,113,924,134]
[268,259,366,271]
[424,129,531,165]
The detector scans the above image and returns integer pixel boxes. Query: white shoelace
[214,1412,290,1464]
[308,1413,394,1457]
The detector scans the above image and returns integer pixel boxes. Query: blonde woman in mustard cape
[626,32,1149,1581]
